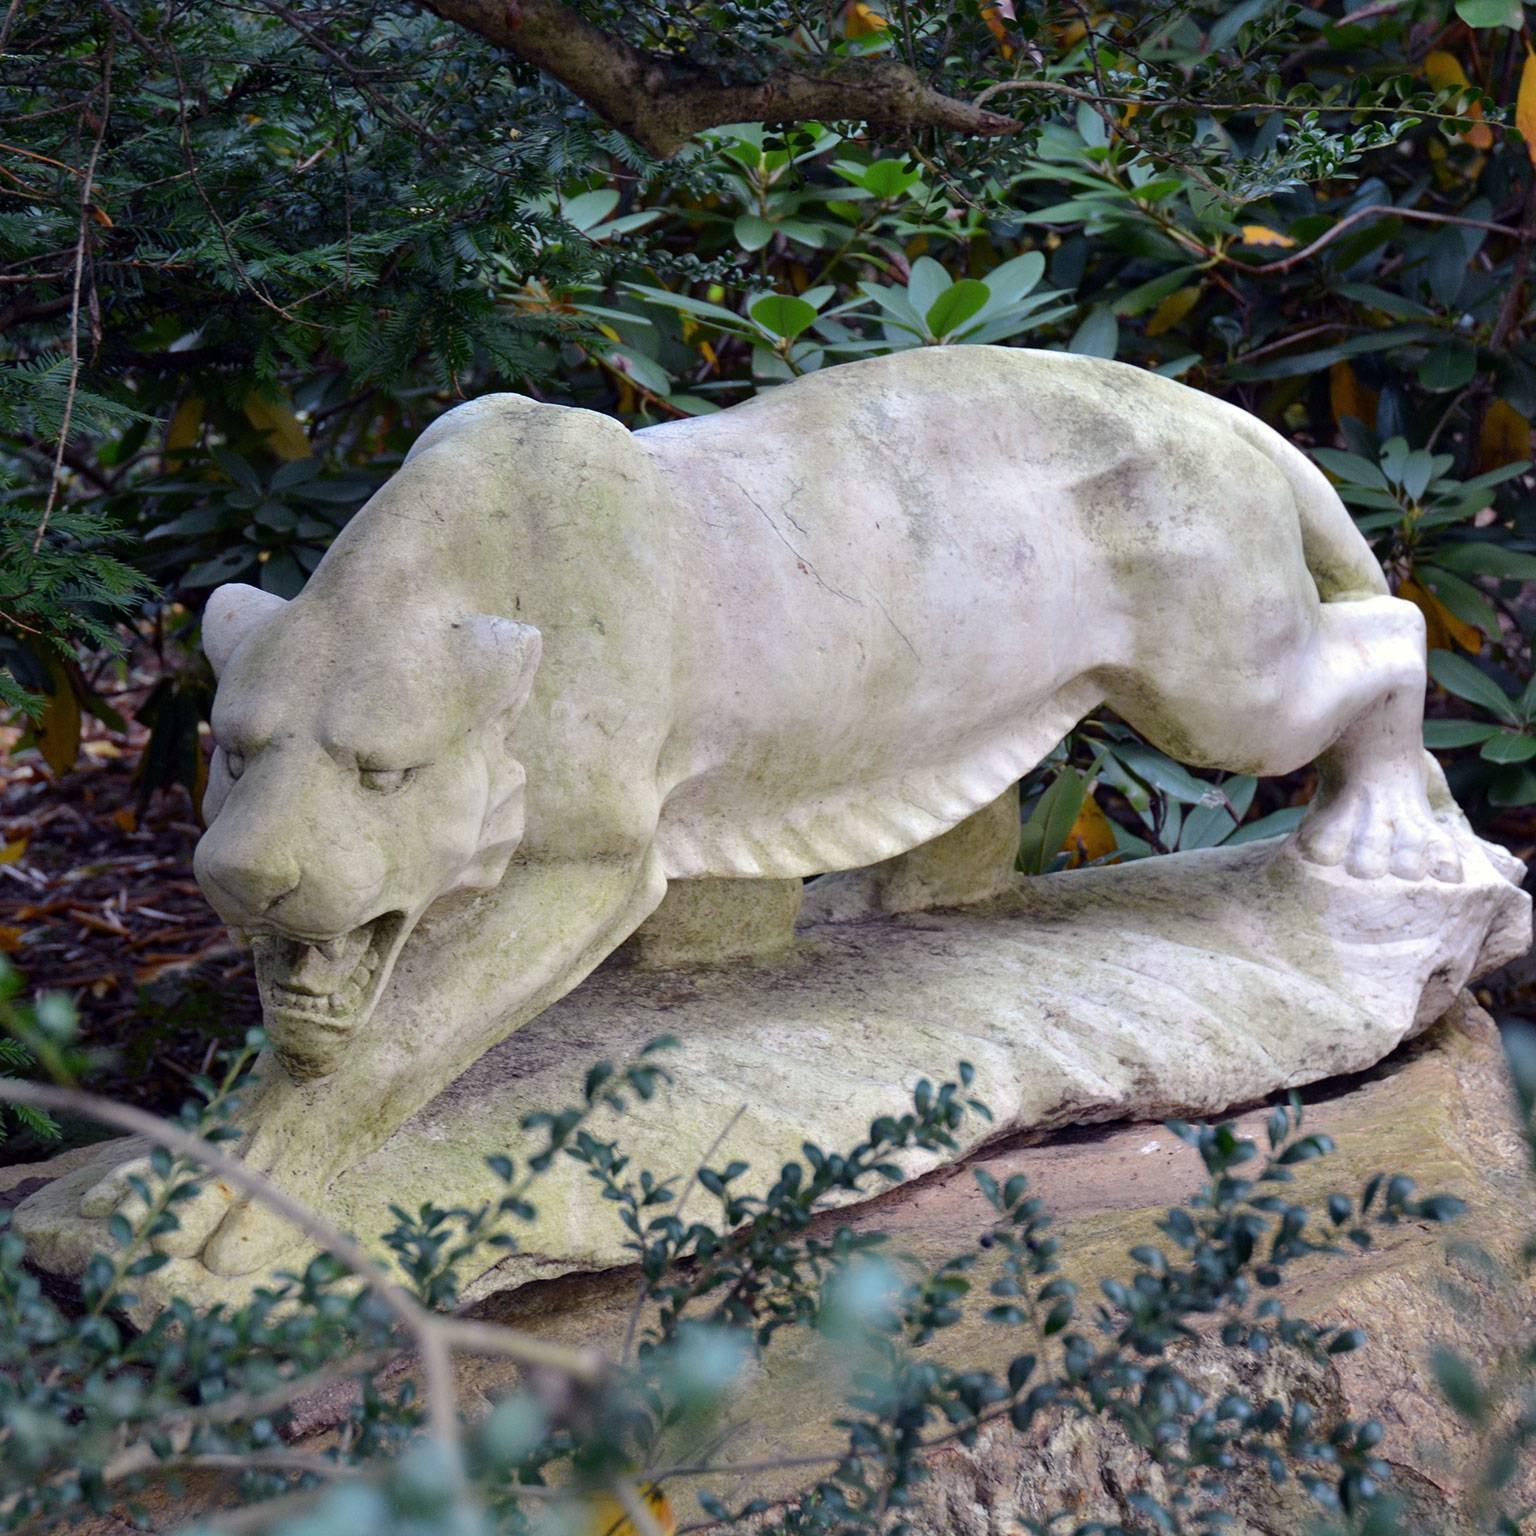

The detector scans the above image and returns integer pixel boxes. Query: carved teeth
[254,913,400,1031]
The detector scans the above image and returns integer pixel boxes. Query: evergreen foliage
[3,0,1533,823]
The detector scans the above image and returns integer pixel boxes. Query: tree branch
[413,0,1021,156]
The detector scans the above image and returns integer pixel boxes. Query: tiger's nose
[195,840,301,922]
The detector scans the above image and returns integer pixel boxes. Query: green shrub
[3,1014,1523,1536]
[3,1,1533,836]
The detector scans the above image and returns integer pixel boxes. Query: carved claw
[201,1198,307,1277]
[79,1154,241,1258]
[1296,776,1463,884]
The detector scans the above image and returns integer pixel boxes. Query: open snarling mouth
[250,912,407,1079]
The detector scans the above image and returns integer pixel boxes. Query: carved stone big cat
[82,347,1456,1276]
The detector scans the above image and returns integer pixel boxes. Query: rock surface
[452,997,1536,1534]
[11,827,1529,1322]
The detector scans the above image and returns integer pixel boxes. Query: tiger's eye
[359,766,415,794]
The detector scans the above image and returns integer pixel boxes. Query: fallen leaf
[981,2,1015,56]
[1424,51,1494,148]
[1147,285,1200,337]
[1062,792,1118,867]
[81,739,122,759]
[1400,576,1482,654]
[1478,398,1532,472]
[0,839,25,865]
[0,927,22,953]
[1240,224,1296,248]
[191,739,209,826]
[1424,50,1470,90]
[1329,360,1379,429]
[242,389,311,461]
[165,394,204,469]
[111,808,138,834]
[36,656,80,776]
[575,1485,676,1536]
[1520,48,1536,167]
[844,0,888,35]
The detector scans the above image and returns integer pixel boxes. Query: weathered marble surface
[74,346,1476,1279]
[14,824,1528,1319]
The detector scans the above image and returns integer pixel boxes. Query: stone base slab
[10,831,1530,1318]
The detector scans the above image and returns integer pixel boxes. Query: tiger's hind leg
[1105,594,1460,883]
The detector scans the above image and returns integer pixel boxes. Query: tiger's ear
[203,584,289,678]
[452,615,543,727]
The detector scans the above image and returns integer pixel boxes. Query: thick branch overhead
[415,0,1022,155]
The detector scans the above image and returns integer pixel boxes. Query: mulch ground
[0,706,260,1162]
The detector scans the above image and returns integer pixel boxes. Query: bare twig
[972,75,1502,126]
[31,44,111,554]
[436,1316,605,1380]
[259,0,454,154]
[0,1078,604,1487]
[1233,203,1522,275]
[0,143,84,176]
[113,1448,362,1484]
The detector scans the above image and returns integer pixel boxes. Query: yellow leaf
[165,394,205,469]
[1519,48,1536,168]
[845,0,888,36]
[1424,50,1469,91]
[1478,398,1532,473]
[1239,224,1296,249]
[1146,285,1200,337]
[0,927,22,954]
[576,1485,676,1536]
[1400,576,1482,654]
[1426,52,1493,148]
[1329,360,1379,430]
[111,808,137,835]
[1062,793,1118,868]
[36,655,80,777]
[242,390,311,461]
[0,839,26,865]
[980,3,1015,56]
[191,736,209,826]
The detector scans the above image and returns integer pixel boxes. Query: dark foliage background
[3,0,1534,845]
